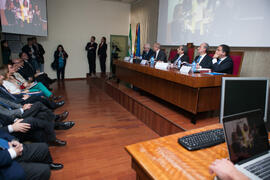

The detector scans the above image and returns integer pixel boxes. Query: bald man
[142,43,154,60]
[193,42,212,68]
[153,43,167,62]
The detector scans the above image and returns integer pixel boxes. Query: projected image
[159,0,270,46]
[0,0,47,36]
[168,0,214,36]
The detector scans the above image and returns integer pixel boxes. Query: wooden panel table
[126,124,270,180]
[125,124,227,180]
[114,60,232,123]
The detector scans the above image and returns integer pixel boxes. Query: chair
[168,48,177,61]
[208,51,244,76]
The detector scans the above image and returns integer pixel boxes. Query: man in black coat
[85,36,98,77]
[0,129,63,180]
[153,43,167,62]
[211,44,234,74]
[193,42,213,68]
[32,37,46,72]
[15,54,55,89]
[171,45,190,67]
[142,43,154,60]
[22,38,40,72]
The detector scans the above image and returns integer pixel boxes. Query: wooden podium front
[114,60,232,123]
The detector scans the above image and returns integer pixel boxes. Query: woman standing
[98,37,107,77]
[54,45,68,80]
[1,40,11,65]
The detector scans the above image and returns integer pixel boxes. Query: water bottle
[150,56,155,67]
[177,60,181,69]
[130,54,133,63]
[192,61,197,72]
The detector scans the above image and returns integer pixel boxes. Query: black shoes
[55,100,65,109]
[55,121,75,130]
[49,139,66,146]
[55,111,69,122]
[50,163,63,170]
[53,96,62,101]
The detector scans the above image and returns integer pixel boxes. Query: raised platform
[88,75,218,136]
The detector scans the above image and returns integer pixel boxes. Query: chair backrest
[187,46,195,63]
[208,51,244,76]
[168,48,178,61]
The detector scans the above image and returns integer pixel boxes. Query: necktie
[0,138,9,149]
[217,59,221,64]
[177,56,181,64]
[197,56,201,63]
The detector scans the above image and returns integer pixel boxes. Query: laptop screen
[223,110,269,164]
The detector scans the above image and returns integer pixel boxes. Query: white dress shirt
[3,80,21,94]
[155,49,160,59]
[212,56,227,64]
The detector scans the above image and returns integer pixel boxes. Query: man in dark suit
[32,37,46,72]
[211,44,233,74]
[171,45,189,67]
[153,43,167,62]
[0,99,75,145]
[142,43,154,60]
[193,42,213,68]
[22,38,40,72]
[16,54,56,89]
[0,84,64,110]
[85,36,98,77]
[0,129,63,180]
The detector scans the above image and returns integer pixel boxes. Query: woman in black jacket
[98,37,107,76]
[54,45,68,80]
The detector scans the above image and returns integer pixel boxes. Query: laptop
[222,109,270,180]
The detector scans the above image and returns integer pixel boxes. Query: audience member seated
[0,98,74,146]
[211,44,234,74]
[209,159,249,180]
[142,43,154,60]
[193,42,213,68]
[153,43,167,62]
[2,64,60,102]
[171,45,189,67]
[17,52,56,89]
[0,129,63,180]
[0,112,66,146]
[0,68,64,110]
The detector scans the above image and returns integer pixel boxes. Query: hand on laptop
[209,159,249,180]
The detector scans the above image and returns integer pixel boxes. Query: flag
[127,24,132,56]
[133,23,141,57]
[135,23,141,57]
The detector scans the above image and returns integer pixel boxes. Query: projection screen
[0,0,47,36]
[157,0,270,47]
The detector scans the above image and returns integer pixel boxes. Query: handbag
[51,60,57,70]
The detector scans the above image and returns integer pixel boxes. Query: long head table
[114,60,234,123]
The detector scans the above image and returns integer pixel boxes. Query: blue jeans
[40,64,44,72]
[32,59,41,72]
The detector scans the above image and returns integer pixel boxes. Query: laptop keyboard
[244,156,270,180]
